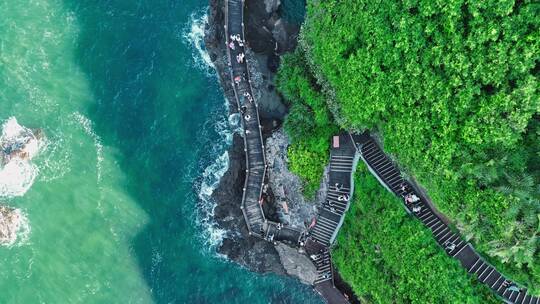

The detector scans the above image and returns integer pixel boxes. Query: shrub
[277,49,339,197]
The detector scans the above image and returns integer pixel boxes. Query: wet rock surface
[212,133,285,275]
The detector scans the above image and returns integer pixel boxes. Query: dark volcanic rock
[205,0,361,302]
[245,0,276,53]
[206,0,287,275]
[205,0,236,112]
[267,53,280,73]
[212,134,285,275]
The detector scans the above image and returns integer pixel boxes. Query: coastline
[204,0,360,302]
[204,0,289,275]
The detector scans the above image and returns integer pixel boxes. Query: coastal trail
[222,0,539,303]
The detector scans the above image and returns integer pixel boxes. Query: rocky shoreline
[205,0,302,273]
[204,0,358,301]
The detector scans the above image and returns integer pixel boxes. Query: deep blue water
[64,0,321,303]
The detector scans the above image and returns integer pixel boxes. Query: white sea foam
[182,8,214,74]
[183,6,243,253]
[0,160,38,198]
[0,205,31,247]
[37,133,71,183]
[1,118,41,159]
[197,150,230,249]
[195,109,242,251]
[0,117,44,198]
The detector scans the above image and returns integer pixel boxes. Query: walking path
[224,0,352,302]
[225,0,266,238]
[352,134,540,304]
[222,0,538,303]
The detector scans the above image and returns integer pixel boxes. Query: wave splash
[195,110,241,251]
[182,8,214,74]
[0,117,44,198]
[184,6,242,254]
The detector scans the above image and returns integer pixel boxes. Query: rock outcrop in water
[205,0,302,275]
[0,118,43,166]
[0,205,28,246]
[0,117,43,246]
[0,117,44,198]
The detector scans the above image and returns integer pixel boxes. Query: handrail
[224,0,266,237]
[240,0,267,222]
[224,0,256,235]
[354,135,540,304]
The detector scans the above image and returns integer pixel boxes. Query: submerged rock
[0,117,44,198]
[0,117,43,166]
[0,205,29,247]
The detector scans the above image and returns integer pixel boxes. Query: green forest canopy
[333,164,500,303]
[278,0,539,294]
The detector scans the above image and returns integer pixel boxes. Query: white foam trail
[0,205,31,247]
[182,8,214,74]
[37,133,70,183]
[182,6,243,253]
[72,112,104,183]
[197,151,229,248]
[0,117,43,198]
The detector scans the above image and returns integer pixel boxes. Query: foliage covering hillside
[276,49,338,197]
[280,0,539,292]
[333,164,500,303]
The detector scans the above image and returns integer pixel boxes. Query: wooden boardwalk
[225,0,266,237]
[353,134,540,304]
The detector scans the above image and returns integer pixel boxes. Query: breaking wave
[197,151,229,248]
[195,110,241,251]
[0,117,44,198]
[184,6,240,254]
[0,160,38,199]
[182,8,214,74]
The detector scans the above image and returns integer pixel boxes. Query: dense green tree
[288,0,540,291]
[333,164,500,303]
[276,49,339,197]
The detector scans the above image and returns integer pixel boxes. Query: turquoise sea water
[0,0,322,303]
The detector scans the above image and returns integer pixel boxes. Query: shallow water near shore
[0,0,322,303]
